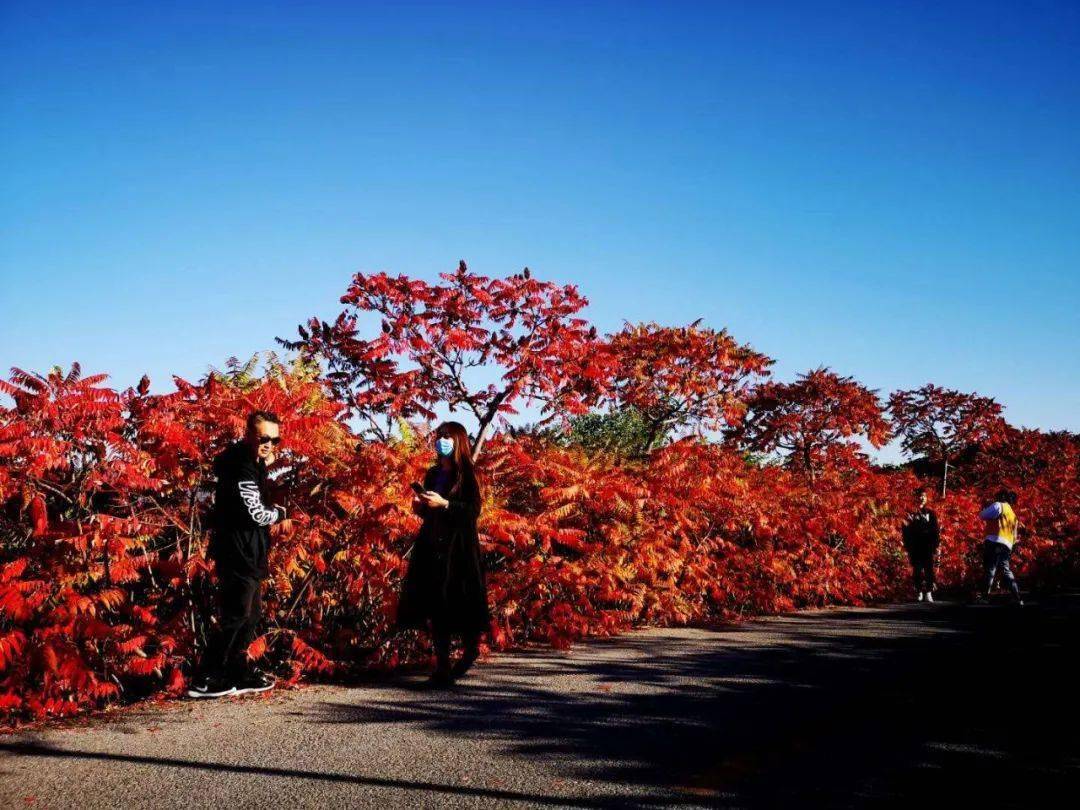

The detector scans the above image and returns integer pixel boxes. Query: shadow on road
[304,597,1079,807]
[2,598,1076,808]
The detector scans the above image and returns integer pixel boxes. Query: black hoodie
[901,507,940,558]
[208,441,284,577]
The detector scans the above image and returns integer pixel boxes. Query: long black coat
[396,465,490,635]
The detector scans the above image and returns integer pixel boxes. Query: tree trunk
[941,458,949,498]
[471,391,509,459]
[472,420,492,459]
[803,445,817,488]
[643,418,667,456]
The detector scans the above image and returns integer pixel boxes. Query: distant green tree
[564,407,655,457]
[511,406,656,459]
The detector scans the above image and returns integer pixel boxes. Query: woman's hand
[420,491,449,510]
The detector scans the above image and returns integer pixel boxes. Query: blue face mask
[435,437,455,458]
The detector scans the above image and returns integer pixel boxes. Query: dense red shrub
[2,268,1077,723]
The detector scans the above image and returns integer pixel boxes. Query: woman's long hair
[435,421,479,500]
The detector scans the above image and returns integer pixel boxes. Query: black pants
[199,568,263,680]
[984,541,1020,598]
[431,615,480,669]
[909,554,935,592]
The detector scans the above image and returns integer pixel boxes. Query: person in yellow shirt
[978,489,1023,605]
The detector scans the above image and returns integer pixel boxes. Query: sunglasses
[256,436,282,446]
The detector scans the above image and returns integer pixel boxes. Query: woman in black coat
[396,421,489,685]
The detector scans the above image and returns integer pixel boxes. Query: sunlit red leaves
[245,635,268,662]
[2,350,1078,726]
[284,262,615,454]
[889,384,1007,493]
[608,322,773,448]
[0,273,1077,725]
[27,495,47,538]
[735,368,891,479]
[291,634,334,674]
[889,384,1005,457]
[0,360,353,722]
[164,666,186,695]
[0,630,26,671]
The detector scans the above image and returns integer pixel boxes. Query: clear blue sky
[2,1,1078,452]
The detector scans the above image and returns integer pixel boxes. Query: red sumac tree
[733,368,891,482]
[889,384,1007,495]
[282,262,615,456]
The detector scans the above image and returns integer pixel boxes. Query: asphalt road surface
[2,595,1076,808]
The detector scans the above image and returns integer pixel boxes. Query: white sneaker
[925,592,934,603]
[916,592,925,602]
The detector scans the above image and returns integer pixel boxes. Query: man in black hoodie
[902,488,941,603]
[188,410,289,698]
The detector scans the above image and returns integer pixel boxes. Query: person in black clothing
[188,410,291,698]
[397,421,490,687]
[901,488,941,603]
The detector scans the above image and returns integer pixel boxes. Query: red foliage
[607,322,773,451]
[889,384,1007,495]
[281,262,614,456]
[734,368,891,481]
[1,268,1077,724]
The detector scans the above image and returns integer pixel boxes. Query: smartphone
[410,482,425,495]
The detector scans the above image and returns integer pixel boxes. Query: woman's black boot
[450,639,480,682]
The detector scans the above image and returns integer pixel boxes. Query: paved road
[2,596,1077,808]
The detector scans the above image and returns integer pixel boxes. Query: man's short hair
[994,488,1017,505]
[914,487,926,496]
[246,410,281,433]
